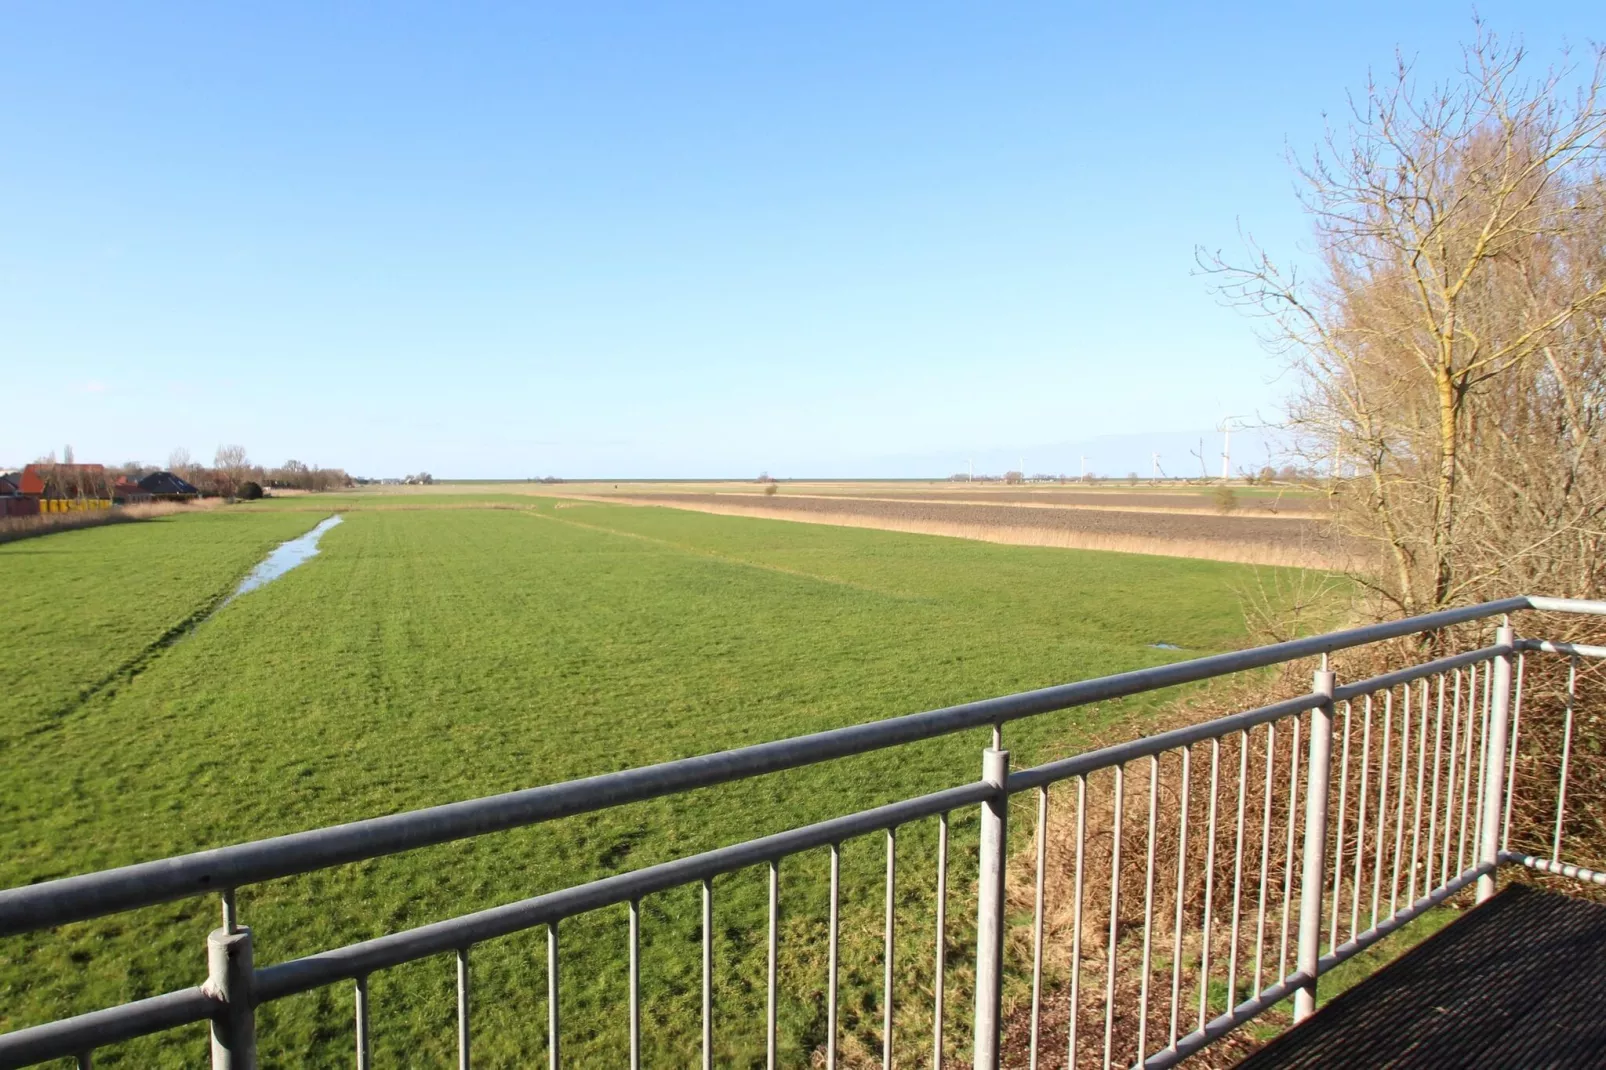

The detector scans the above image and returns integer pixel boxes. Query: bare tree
[1202,26,1606,618]
[213,444,250,498]
[168,448,193,480]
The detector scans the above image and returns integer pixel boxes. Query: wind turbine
[1218,416,1250,481]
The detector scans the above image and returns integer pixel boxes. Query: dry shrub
[1502,625,1606,877]
[993,606,1604,1068]
[1203,29,1606,620]
[0,500,220,545]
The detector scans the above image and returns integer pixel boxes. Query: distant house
[18,463,112,498]
[137,471,201,501]
[0,472,35,518]
[113,478,152,504]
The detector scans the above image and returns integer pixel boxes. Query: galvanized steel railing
[1,594,1602,1069]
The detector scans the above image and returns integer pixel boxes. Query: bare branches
[1202,26,1606,615]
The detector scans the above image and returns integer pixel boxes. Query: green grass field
[1,497,1297,1066]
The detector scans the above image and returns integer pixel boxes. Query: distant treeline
[29,445,357,499]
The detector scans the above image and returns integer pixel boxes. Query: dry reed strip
[0,500,223,545]
[569,496,1337,570]
[690,492,1327,522]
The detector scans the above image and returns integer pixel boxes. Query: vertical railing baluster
[768,861,780,1070]
[1425,675,1446,894]
[884,829,896,1070]
[1029,788,1049,1070]
[1253,723,1276,995]
[1457,664,1478,874]
[974,748,1010,1070]
[1471,659,1494,864]
[1370,691,1393,930]
[628,904,640,1070]
[1102,763,1125,1070]
[1068,776,1087,1070]
[1350,696,1373,944]
[1553,655,1578,864]
[548,922,560,1070]
[1168,746,1191,1048]
[458,946,472,1070]
[1501,653,1526,853]
[1477,624,1515,903]
[1389,686,1411,917]
[1136,754,1160,1061]
[828,845,840,1070]
[1277,716,1301,982]
[1328,701,1352,954]
[1197,740,1220,1031]
[933,813,949,1070]
[1294,667,1334,1022]
[1226,731,1249,1013]
[76,1053,92,1070]
[1441,670,1463,882]
[206,920,256,1070]
[355,974,371,1070]
[1407,679,1430,903]
[701,880,713,1070]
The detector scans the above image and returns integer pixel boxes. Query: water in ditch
[222,514,343,606]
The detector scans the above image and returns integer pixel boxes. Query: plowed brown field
[598,491,1345,567]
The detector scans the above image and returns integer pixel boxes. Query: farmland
[1,494,1311,1066]
[522,481,1341,568]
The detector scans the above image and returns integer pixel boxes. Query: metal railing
[1,594,1602,1069]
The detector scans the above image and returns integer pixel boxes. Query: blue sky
[0,3,1595,478]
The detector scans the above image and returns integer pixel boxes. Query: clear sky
[0,3,1596,478]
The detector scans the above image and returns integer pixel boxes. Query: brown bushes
[0,500,220,545]
[995,612,1604,1068]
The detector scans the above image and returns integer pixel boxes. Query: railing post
[972,747,1009,1070]
[1294,668,1335,1023]
[1478,624,1516,904]
[205,925,256,1069]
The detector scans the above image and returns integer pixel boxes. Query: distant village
[0,450,360,520]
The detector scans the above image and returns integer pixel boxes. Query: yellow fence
[39,498,113,513]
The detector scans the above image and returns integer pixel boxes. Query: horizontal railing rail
[0,597,1542,937]
[2,594,1602,1070]
[1517,637,1606,659]
[253,780,993,1003]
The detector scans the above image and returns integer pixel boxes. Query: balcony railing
[0,594,1601,1069]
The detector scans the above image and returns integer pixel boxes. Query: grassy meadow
[1,494,1304,1066]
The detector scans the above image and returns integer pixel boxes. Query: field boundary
[526,507,923,599]
[645,491,1325,520]
[561,495,1338,569]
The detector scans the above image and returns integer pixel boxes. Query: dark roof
[0,473,18,495]
[138,471,200,495]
